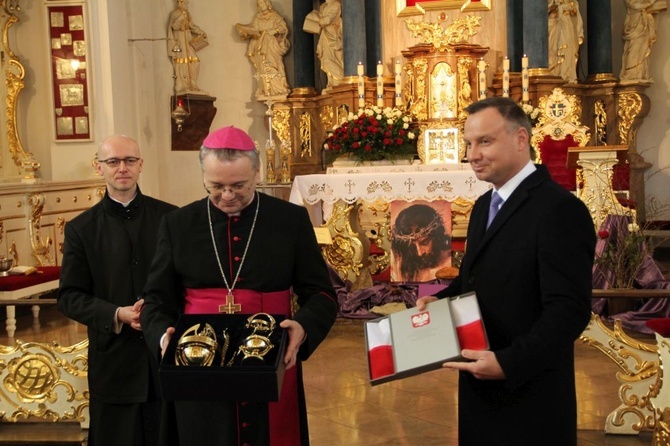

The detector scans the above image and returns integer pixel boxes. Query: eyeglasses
[97,157,141,168]
[203,180,252,195]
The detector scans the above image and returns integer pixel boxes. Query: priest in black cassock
[58,135,178,446]
[140,126,338,446]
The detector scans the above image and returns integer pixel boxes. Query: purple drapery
[591,215,670,334]
[328,266,449,319]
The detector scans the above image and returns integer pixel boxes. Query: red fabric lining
[0,267,61,292]
[646,319,670,337]
[538,134,578,191]
[368,345,395,379]
[457,320,487,350]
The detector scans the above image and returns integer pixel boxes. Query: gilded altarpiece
[401,42,487,164]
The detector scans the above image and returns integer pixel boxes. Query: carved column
[341,0,367,78]
[586,0,614,81]
[291,0,316,94]
[364,0,382,72]
[522,0,548,69]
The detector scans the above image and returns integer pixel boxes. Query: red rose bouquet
[323,106,419,164]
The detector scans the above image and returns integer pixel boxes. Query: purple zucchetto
[202,126,255,151]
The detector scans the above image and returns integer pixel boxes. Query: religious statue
[548,0,584,83]
[620,0,667,82]
[303,0,344,90]
[235,0,291,100]
[167,0,208,95]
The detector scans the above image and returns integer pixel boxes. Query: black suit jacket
[58,191,177,404]
[437,165,595,445]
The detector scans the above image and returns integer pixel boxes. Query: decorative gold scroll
[2,1,40,178]
[404,16,482,50]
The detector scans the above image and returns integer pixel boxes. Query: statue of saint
[167,0,208,95]
[235,0,291,99]
[620,0,667,82]
[303,0,343,90]
[548,0,584,83]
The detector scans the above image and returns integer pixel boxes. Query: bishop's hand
[280,319,305,370]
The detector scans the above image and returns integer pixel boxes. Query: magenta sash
[184,288,291,316]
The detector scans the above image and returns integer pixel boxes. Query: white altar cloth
[289,168,491,225]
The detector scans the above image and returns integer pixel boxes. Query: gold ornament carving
[1,2,40,178]
[0,339,89,425]
[594,100,607,146]
[617,92,642,148]
[409,58,428,121]
[573,149,632,229]
[299,113,312,158]
[652,336,670,445]
[9,241,18,264]
[457,57,473,120]
[28,194,54,266]
[580,314,658,434]
[320,105,334,132]
[530,88,590,163]
[404,16,481,51]
[337,104,349,125]
[365,201,391,276]
[321,201,366,283]
[271,108,291,149]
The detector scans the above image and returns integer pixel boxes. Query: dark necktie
[487,192,504,229]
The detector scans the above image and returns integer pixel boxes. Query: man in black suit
[58,135,177,445]
[418,97,595,446]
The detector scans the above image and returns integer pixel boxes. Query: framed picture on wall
[45,1,92,141]
[396,0,492,16]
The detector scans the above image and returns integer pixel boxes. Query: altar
[289,164,490,284]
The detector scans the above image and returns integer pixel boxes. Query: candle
[502,57,510,98]
[357,62,365,109]
[394,59,402,107]
[521,54,529,102]
[377,61,384,107]
[477,59,486,100]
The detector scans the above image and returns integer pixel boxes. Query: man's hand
[118,299,144,331]
[160,327,176,359]
[416,295,438,311]
[443,349,506,380]
[279,319,305,370]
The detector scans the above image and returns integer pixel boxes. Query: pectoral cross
[219,292,242,314]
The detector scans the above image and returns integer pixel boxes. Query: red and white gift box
[365,292,488,385]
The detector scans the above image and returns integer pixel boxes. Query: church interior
[0,0,669,444]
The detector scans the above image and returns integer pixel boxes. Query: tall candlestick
[357,61,365,109]
[376,61,384,107]
[521,54,529,102]
[502,57,510,98]
[394,59,402,107]
[477,59,487,100]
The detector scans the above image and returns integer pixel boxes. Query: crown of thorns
[392,214,442,243]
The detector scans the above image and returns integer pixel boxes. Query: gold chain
[207,193,260,296]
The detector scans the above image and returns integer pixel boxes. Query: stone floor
[0,305,658,445]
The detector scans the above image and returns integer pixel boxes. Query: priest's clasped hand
[118,298,144,331]
[280,319,305,370]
